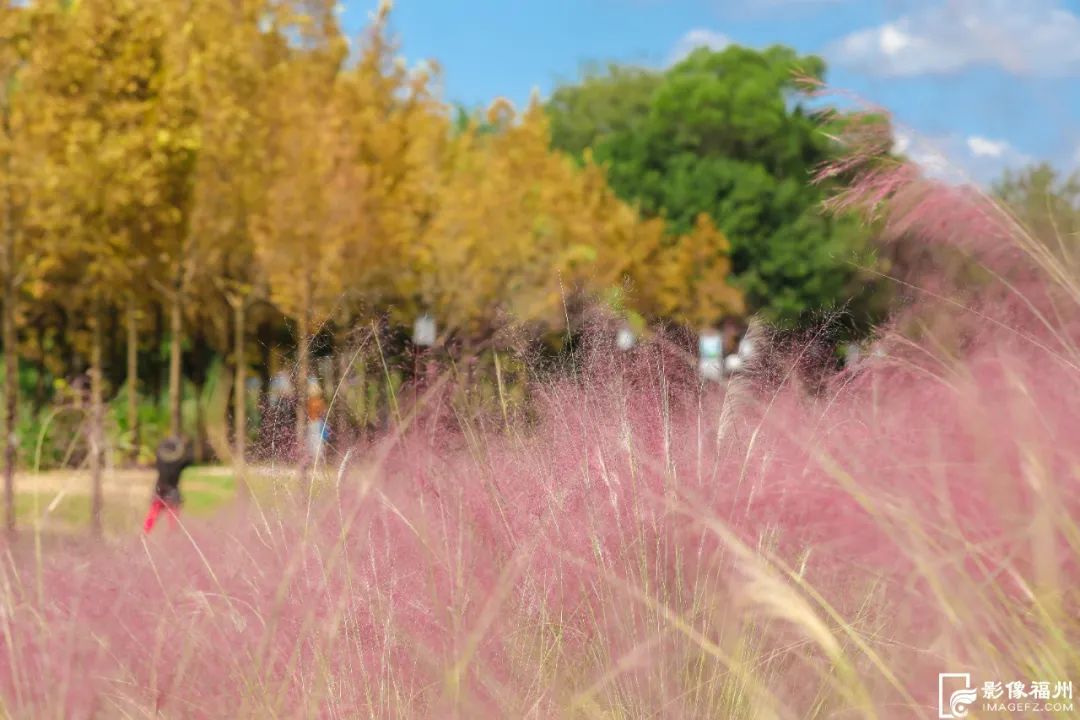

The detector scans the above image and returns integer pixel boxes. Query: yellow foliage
[641,213,745,329]
[3,0,744,361]
[20,0,186,306]
[408,101,675,345]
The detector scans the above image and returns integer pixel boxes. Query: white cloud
[966,136,1009,158]
[892,131,912,156]
[877,25,912,56]
[894,129,1033,186]
[828,0,1080,77]
[907,142,956,183]
[669,29,732,65]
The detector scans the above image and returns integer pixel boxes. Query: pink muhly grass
[0,143,1078,718]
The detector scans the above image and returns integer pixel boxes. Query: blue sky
[339,0,1080,185]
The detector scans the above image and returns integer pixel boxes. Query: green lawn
[13,465,240,534]
[10,463,347,535]
[180,466,238,513]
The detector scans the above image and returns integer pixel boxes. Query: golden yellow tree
[29,0,188,533]
[0,0,34,531]
[181,0,283,475]
[635,212,745,330]
[252,0,348,465]
[332,2,446,329]
[410,99,655,347]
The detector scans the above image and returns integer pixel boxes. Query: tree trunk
[295,283,311,475]
[89,307,105,537]
[356,358,367,431]
[33,328,47,412]
[193,380,204,462]
[126,300,139,464]
[2,219,16,535]
[233,299,248,496]
[258,321,271,415]
[325,344,337,442]
[152,303,164,404]
[2,106,17,535]
[168,288,182,436]
[335,346,351,449]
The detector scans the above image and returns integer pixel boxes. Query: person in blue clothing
[306,381,329,464]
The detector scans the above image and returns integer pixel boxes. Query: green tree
[548,45,884,327]
[995,163,1080,279]
[546,63,660,159]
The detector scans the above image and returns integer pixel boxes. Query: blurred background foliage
[0,0,1072,475]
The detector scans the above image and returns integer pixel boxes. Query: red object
[142,497,179,534]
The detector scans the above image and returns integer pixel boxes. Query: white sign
[699,330,723,382]
[616,326,636,351]
[699,331,722,359]
[413,314,436,347]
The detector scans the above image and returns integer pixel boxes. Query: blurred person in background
[307,381,328,464]
[143,436,193,533]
